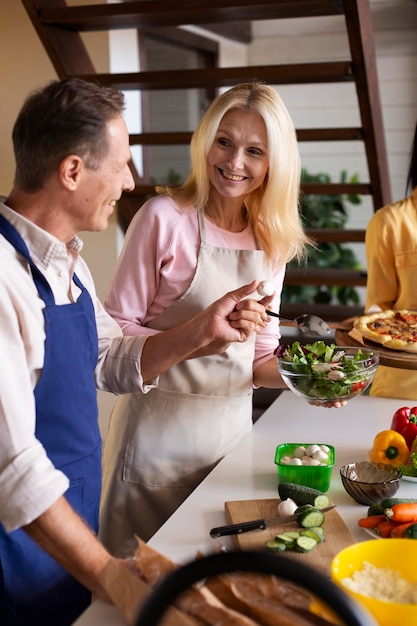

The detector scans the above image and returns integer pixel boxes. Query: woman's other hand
[212,280,272,340]
[187,281,272,358]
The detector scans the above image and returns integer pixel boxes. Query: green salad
[275,341,377,401]
[401,453,417,478]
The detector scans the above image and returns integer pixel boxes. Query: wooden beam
[76,61,354,90]
[125,181,371,198]
[284,268,367,287]
[343,0,392,210]
[306,229,365,243]
[38,1,346,32]
[280,303,364,322]
[297,127,364,141]
[129,127,364,146]
[21,0,96,78]
[301,182,371,195]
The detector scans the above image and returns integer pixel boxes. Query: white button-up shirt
[0,202,153,532]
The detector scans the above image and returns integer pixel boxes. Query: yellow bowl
[331,539,417,626]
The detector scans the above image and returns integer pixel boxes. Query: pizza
[353,309,417,353]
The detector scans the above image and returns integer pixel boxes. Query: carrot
[390,522,417,538]
[385,503,417,523]
[377,519,400,538]
[358,515,387,529]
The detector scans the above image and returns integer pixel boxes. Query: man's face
[74,115,135,233]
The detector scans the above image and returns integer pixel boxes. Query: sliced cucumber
[265,539,287,553]
[313,494,331,510]
[279,531,300,540]
[295,535,318,553]
[300,528,324,543]
[274,533,296,546]
[297,507,325,528]
[309,526,325,541]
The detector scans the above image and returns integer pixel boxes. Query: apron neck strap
[0,213,55,304]
[197,207,207,242]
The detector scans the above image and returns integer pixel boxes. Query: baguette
[134,537,259,626]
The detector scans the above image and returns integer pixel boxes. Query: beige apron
[99,208,269,551]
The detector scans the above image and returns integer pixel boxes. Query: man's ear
[59,155,83,190]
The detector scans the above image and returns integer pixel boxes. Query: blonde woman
[100,82,314,552]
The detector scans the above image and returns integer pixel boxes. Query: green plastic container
[274,443,335,492]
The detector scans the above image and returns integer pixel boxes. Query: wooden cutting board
[225,499,355,576]
[335,317,417,370]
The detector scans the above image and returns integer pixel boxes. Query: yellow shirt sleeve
[365,188,417,400]
[365,189,417,312]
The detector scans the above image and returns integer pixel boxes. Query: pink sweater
[105,195,285,370]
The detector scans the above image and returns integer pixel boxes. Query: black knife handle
[210,519,266,538]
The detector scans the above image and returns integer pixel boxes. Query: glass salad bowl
[276,342,379,405]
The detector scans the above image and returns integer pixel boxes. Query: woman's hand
[230,290,274,335]
[142,281,273,378]
[308,400,347,409]
[202,280,273,343]
[187,281,270,358]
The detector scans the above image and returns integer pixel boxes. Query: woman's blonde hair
[157,82,311,264]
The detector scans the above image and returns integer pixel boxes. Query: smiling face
[73,115,135,233]
[207,108,269,203]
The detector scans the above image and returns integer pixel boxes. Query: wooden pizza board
[335,317,417,371]
[225,499,355,576]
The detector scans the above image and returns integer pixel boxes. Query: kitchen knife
[209,506,335,538]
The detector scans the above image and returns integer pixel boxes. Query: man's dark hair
[12,78,126,192]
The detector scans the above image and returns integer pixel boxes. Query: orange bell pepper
[369,430,409,466]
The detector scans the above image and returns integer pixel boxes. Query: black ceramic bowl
[340,461,402,505]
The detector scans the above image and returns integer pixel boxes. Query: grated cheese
[342,562,417,605]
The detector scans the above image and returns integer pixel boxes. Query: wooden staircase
[22,0,391,323]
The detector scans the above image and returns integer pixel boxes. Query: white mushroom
[327,369,345,381]
[293,445,306,458]
[313,449,329,462]
[257,280,274,297]
[311,362,333,373]
[277,498,298,516]
[305,444,321,456]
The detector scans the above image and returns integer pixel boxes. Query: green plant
[282,169,363,307]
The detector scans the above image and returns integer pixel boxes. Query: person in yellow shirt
[365,122,417,399]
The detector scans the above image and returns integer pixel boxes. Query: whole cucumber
[278,482,326,506]
[367,497,417,517]
[404,523,417,539]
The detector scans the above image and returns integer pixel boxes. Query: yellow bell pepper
[369,430,410,466]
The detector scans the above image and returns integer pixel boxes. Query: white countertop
[73,391,417,625]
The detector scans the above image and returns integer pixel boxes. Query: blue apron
[0,215,102,626]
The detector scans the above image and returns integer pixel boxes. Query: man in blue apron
[0,78,271,625]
